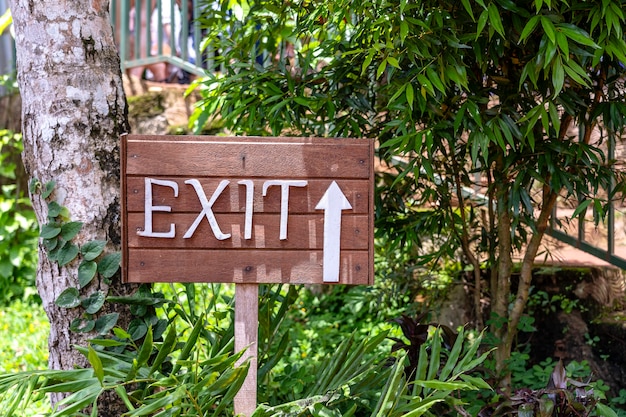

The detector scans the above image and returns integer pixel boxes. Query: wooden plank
[127,213,369,250]
[125,139,371,178]
[125,249,370,284]
[234,284,258,417]
[125,177,371,214]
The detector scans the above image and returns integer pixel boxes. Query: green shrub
[0,300,51,415]
[0,129,38,305]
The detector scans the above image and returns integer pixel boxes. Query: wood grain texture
[122,135,374,285]
[234,284,258,416]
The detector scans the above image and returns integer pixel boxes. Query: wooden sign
[121,135,374,285]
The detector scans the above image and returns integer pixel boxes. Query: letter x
[184,179,231,240]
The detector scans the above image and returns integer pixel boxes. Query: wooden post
[234,284,258,416]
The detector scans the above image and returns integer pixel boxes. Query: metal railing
[110,0,214,80]
[547,134,626,269]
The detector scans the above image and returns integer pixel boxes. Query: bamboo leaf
[137,326,154,368]
[460,0,475,21]
[541,16,556,44]
[414,380,475,390]
[571,199,592,218]
[519,15,540,43]
[149,322,177,376]
[376,59,387,79]
[406,83,414,110]
[487,4,505,38]
[87,346,104,385]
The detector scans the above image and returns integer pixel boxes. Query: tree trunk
[491,156,513,387]
[11,0,132,411]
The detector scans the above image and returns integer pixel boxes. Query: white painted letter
[263,180,308,240]
[238,180,254,239]
[138,178,178,238]
[184,179,231,240]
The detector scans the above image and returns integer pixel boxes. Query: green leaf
[406,83,414,110]
[595,403,619,417]
[70,317,96,333]
[87,345,104,385]
[552,59,564,96]
[476,9,489,40]
[557,23,599,48]
[460,0,475,21]
[439,327,465,381]
[540,17,556,44]
[82,291,106,314]
[426,67,445,94]
[97,252,121,278]
[78,260,98,288]
[571,199,592,218]
[55,287,81,308]
[29,178,41,194]
[61,221,83,241]
[519,15,540,43]
[376,59,387,79]
[400,21,409,43]
[459,374,492,390]
[57,243,80,266]
[42,180,56,199]
[89,338,126,347]
[387,56,400,69]
[113,327,132,340]
[487,4,505,38]
[402,398,446,417]
[173,316,205,373]
[149,322,177,375]
[47,201,63,219]
[81,240,107,261]
[414,380,475,391]
[94,313,119,335]
[361,49,375,75]
[136,326,154,368]
[40,223,61,239]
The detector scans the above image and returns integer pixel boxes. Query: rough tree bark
[11,0,133,412]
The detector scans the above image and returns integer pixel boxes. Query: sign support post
[234,284,259,416]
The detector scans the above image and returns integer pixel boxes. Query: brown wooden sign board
[121,134,374,285]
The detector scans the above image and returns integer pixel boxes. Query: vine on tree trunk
[30,177,122,335]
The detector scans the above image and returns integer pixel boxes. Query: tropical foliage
[190,0,626,383]
[0,130,38,304]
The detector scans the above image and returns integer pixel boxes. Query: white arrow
[315,181,352,283]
